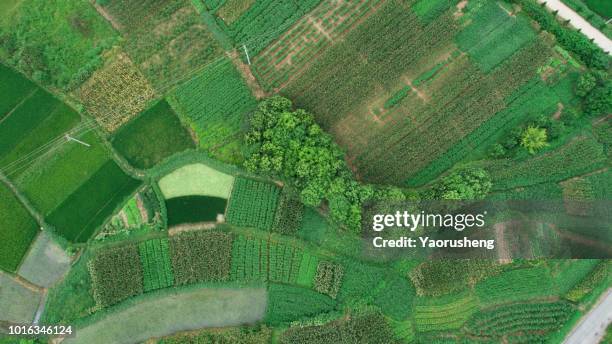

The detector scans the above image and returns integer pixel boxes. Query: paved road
[538,0,612,55]
[563,288,612,344]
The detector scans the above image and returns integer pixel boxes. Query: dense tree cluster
[576,71,612,117]
[430,168,493,200]
[244,97,372,230]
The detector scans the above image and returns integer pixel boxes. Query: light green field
[18,231,70,288]
[0,272,41,324]
[65,287,267,344]
[158,163,234,200]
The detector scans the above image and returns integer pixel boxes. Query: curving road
[563,288,612,344]
[538,0,612,54]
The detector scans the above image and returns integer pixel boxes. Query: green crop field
[226,178,280,230]
[0,182,39,272]
[139,238,174,292]
[169,58,257,162]
[111,100,195,169]
[46,161,140,242]
[1,0,610,342]
[158,163,235,200]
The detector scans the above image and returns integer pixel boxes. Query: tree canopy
[244,96,372,230]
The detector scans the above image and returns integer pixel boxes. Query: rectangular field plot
[226,178,280,230]
[221,0,323,55]
[63,288,267,344]
[138,238,174,292]
[111,100,195,169]
[96,0,223,89]
[166,196,227,226]
[76,52,156,132]
[230,235,305,284]
[46,160,140,242]
[18,231,71,287]
[0,63,36,118]
[0,182,39,272]
[0,272,42,324]
[169,58,257,159]
[169,230,233,285]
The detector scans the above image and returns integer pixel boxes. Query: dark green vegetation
[111,100,195,169]
[265,283,335,325]
[169,230,233,285]
[272,192,304,235]
[226,178,280,230]
[46,160,140,242]
[170,58,257,163]
[165,196,227,226]
[0,0,117,89]
[0,182,38,271]
[89,245,144,307]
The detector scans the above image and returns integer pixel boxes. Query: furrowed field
[266,0,570,185]
[169,58,257,163]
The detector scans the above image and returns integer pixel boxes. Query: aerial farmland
[0,0,610,343]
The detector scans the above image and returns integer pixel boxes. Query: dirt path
[494,222,512,264]
[563,288,612,344]
[228,51,267,99]
[168,222,217,236]
[33,289,48,325]
[91,1,122,31]
[538,0,612,54]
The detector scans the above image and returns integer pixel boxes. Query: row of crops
[169,58,257,162]
[251,0,383,91]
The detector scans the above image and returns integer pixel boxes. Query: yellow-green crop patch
[158,163,234,200]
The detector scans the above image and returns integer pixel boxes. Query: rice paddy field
[158,163,235,199]
[111,100,195,170]
[0,182,39,272]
